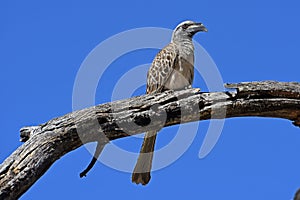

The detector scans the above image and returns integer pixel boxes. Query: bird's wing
[146,43,179,94]
[133,44,178,185]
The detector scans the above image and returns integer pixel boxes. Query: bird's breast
[165,56,194,90]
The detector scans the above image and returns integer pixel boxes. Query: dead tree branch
[0,81,299,199]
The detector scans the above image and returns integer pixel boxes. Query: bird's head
[172,20,207,42]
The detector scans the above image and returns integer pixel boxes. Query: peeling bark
[0,81,299,199]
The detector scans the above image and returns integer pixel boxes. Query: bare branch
[0,81,299,199]
[295,189,300,200]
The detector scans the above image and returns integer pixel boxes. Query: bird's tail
[132,131,157,185]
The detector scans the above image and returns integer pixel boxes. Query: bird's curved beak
[190,23,208,33]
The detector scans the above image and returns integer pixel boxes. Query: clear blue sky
[1,0,300,199]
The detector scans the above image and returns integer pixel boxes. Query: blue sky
[1,0,300,199]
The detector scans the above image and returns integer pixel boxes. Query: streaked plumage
[132,20,207,185]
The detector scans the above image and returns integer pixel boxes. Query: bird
[132,20,207,185]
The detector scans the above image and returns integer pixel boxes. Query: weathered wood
[0,81,300,199]
[295,189,300,200]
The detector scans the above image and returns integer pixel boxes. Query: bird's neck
[172,37,194,58]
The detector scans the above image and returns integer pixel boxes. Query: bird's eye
[182,24,189,30]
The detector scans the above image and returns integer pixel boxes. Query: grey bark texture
[0,81,300,199]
